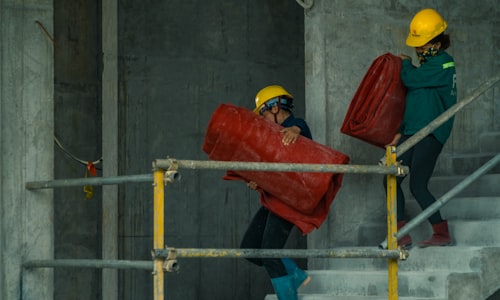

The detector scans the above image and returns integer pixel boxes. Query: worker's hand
[281,126,301,146]
[247,181,258,190]
[398,54,412,61]
[386,133,401,147]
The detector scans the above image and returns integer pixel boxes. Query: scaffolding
[23,75,499,300]
[25,146,409,300]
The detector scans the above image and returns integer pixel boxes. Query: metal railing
[379,153,500,249]
[25,155,409,300]
[24,75,499,300]
[379,75,500,249]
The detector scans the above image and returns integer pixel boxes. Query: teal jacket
[399,51,457,144]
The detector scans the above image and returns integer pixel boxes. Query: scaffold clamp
[165,159,180,184]
[163,247,180,272]
[399,249,409,260]
[396,161,407,176]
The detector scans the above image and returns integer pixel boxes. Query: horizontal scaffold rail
[25,160,409,190]
[25,174,153,190]
[23,259,153,270]
[23,248,408,271]
[156,247,408,260]
[153,159,408,176]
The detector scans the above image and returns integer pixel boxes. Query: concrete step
[290,269,449,298]
[448,153,500,175]
[479,132,500,153]
[425,173,500,198]
[266,295,446,300]
[360,218,500,248]
[404,219,500,246]
[404,196,500,220]
[399,246,482,272]
[324,246,484,272]
[265,247,500,300]
[298,297,447,300]
[289,162,500,300]
[397,195,500,245]
[449,220,500,246]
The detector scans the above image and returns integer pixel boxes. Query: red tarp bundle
[340,52,407,148]
[202,104,350,234]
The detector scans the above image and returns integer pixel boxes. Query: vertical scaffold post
[386,145,398,300]
[153,168,165,300]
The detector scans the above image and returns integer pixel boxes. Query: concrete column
[1,0,54,299]
[304,2,333,255]
[304,2,328,145]
[102,0,119,299]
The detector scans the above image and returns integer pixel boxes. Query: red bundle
[341,53,407,148]
[203,104,350,234]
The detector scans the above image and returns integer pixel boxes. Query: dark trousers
[384,134,444,225]
[240,206,294,278]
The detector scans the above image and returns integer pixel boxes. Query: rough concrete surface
[1,0,498,299]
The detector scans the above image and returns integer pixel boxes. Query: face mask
[416,47,439,64]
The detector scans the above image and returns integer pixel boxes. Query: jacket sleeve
[400,57,454,90]
[292,118,312,140]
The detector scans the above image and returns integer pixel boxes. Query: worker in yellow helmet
[253,85,312,145]
[386,8,457,249]
[242,85,312,299]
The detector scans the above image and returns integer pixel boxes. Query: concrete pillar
[305,1,328,145]
[0,0,54,299]
[102,0,119,299]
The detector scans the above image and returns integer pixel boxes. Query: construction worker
[240,85,311,300]
[386,8,457,248]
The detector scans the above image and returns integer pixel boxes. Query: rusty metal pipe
[154,247,406,260]
[386,146,399,300]
[25,174,153,190]
[23,259,153,270]
[154,159,408,176]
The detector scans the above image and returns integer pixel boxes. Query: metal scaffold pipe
[23,259,153,270]
[379,153,500,249]
[25,160,409,191]
[155,247,407,260]
[25,174,153,190]
[153,159,408,176]
[385,146,399,299]
[22,248,407,272]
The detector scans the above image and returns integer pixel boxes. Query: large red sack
[341,53,407,148]
[202,104,350,234]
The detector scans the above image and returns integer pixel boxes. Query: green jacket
[400,50,457,144]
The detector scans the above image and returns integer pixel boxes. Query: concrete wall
[304,0,499,269]
[117,1,305,299]
[0,0,54,299]
[47,1,304,299]
[2,1,498,299]
[53,1,102,299]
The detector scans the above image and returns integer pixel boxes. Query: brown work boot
[418,220,453,248]
[397,221,413,249]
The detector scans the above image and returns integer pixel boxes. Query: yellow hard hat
[406,8,447,47]
[253,85,293,114]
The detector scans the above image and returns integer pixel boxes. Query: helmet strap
[272,97,282,123]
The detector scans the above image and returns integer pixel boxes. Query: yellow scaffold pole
[153,168,165,300]
[386,146,398,299]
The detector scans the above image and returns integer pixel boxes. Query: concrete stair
[265,150,500,300]
[299,269,449,298]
